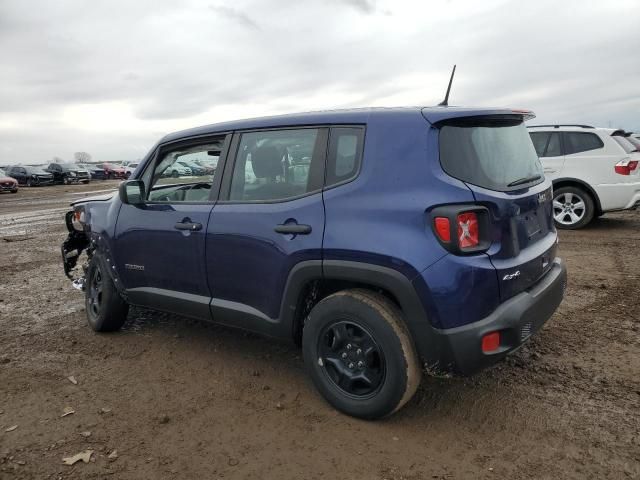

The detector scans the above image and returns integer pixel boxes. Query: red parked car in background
[101,163,126,179]
[0,168,19,193]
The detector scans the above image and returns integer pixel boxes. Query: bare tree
[74,152,92,163]
[52,156,64,164]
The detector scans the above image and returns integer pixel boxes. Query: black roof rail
[527,124,594,129]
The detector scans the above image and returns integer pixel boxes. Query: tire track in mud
[0,207,68,236]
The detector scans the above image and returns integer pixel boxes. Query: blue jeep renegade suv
[61,106,567,419]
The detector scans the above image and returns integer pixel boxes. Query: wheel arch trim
[282,259,442,366]
[552,177,602,214]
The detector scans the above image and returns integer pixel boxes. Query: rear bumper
[428,258,566,375]
[596,181,640,211]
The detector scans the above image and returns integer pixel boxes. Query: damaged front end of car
[61,207,91,291]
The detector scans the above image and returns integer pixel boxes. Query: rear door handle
[174,221,202,231]
[274,224,312,235]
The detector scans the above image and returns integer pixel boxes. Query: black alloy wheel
[318,320,385,398]
[88,263,103,318]
[84,254,129,332]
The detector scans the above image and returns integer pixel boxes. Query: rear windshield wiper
[507,174,542,187]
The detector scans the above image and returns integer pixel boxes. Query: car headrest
[251,145,283,178]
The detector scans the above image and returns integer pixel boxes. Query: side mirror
[119,180,145,205]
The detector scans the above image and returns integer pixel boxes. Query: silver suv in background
[528,125,640,229]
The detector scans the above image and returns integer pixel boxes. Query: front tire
[85,254,128,332]
[303,289,421,419]
[552,186,595,229]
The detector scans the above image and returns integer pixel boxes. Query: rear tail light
[433,217,451,242]
[615,159,639,175]
[482,331,501,353]
[431,205,490,255]
[457,212,479,248]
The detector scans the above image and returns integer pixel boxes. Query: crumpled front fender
[61,211,90,287]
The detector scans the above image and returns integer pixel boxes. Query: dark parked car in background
[177,160,205,176]
[0,168,19,193]
[45,163,91,184]
[6,166,54,186]
[77,164,107,180]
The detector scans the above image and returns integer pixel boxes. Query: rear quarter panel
[322,112,502,329]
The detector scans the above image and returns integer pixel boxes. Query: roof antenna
[438,65,456,107]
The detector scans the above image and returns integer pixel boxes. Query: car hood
[0,176,17,183]
[70,192,115,206]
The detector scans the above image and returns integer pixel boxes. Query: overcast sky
[1,0,639,164]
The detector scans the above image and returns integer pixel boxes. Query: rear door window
[439,117,543,191]
[562,132,604,155]
[229,128,325,202]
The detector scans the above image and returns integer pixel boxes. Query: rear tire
[85,254,128,332]
[303,289,421,419]
[552,186,594,230]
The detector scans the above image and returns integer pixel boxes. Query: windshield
[439,117,543,191]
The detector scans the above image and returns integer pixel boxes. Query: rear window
[439,117,543,191]
[612,136,636,154]
[624,136,640,151]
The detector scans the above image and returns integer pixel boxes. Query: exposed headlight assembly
[70,208,86,231]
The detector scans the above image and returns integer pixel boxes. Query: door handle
[274,223,312,235]
[174,221,202,231]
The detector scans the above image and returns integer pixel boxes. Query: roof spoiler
[527,124,594,129]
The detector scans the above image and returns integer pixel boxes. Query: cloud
[209,5,260,29]
[0,0,639,164]
[338,0,377,14]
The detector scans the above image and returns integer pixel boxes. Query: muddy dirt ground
[1,183,639,480]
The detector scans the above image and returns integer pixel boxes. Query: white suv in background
[528,125,640,229]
